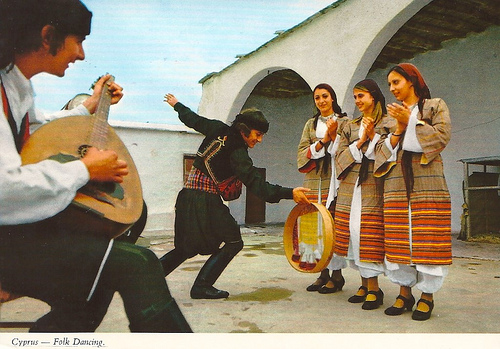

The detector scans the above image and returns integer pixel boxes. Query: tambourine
[283,202,335,273]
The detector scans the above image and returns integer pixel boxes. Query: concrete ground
[1,225,499,348]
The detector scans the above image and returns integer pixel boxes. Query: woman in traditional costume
[334,79,393,310]
[297,83,348,294]
[375,63,452,321]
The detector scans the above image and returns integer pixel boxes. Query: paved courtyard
[1,225,499,348]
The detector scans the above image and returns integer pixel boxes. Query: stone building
[113,0,499,235]
[195,0,500,232]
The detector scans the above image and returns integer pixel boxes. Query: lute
[20,77,143,238]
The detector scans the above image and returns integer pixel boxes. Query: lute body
[20,78,143,238]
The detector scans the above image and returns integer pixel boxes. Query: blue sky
[31,0,335,125]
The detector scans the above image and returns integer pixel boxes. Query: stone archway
[199,0,500,227]
[198,0,430,126]
[228,69,314,224]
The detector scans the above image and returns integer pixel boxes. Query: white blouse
[385,105,423,160]
[306,114,342,208]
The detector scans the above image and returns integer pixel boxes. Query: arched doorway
[230,69,314,225]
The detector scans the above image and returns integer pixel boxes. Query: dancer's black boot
[190,240,243,299]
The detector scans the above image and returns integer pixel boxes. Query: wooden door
[245,167,266,224]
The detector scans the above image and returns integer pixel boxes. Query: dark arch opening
[251,69,311,99]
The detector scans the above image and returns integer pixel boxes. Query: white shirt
[308,115,330,160]
[349,123,381,163]
[402,105,424,153]
[0,66,90,225]
[306,114,342,207]
[384,105,423,160]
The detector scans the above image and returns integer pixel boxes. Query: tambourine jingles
[283,202,335,273]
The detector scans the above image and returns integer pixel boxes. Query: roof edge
[198,0,348,84]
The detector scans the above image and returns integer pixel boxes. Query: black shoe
[384,294,416,316]
[318,276,345,294]
[306,276,328,292]
[348,286,368,303]
[361,289,384,310]
[412,298,434,321]
[190,285,229,299]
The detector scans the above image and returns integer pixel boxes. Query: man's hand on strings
[81,147,129,183]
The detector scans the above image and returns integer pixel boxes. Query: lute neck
[89,76,114,149]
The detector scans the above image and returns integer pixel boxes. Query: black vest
[194,125,247,182]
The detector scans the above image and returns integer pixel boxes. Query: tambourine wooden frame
[283,203,335,273]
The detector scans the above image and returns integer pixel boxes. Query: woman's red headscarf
[397,63,431,100]
[389,63,431,116]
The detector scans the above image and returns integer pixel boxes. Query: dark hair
[0,0,92,70]
[233,122,252,137]
[388,64,431,116]
[231,108,269,136]
[353,79,386,126]
[312,83,344,129]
